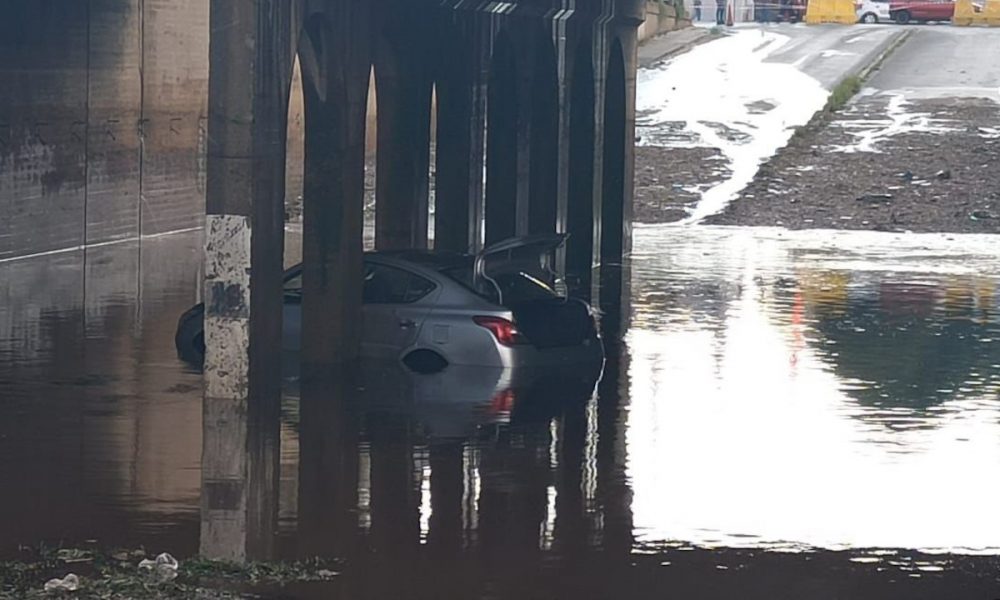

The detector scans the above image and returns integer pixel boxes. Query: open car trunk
[475,234,596,349]
[509,297,597,349]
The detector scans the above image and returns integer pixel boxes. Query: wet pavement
[3,224,1000,598]
[634,24,904,224]
[707,26,1000,232]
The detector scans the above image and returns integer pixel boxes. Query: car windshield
[442,266,557,305]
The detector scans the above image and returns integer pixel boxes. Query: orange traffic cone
[726,0,735,24]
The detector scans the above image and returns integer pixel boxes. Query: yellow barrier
[805,0,857,24]
[954,0,1000,25]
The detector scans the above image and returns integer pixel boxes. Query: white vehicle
[856,0,891,22]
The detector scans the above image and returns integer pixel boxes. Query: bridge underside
[202,0,640,561]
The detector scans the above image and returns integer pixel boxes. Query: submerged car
[176,234,604,371]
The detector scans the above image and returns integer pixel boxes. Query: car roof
[367,250,473,271]
[283,251,474,280]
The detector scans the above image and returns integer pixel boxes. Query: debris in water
[138,552,180,582]
[43,573,80,592]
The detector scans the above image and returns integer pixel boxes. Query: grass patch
[0,546,342,600]
[824,74,863,113]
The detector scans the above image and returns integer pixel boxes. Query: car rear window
[442,266,557,305]
[364,263,436,304]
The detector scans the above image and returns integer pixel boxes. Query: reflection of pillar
[369,416,420,557]
[201,397,280,562]
[595,349,633,559]
[428,441,465,555]
[477,424,550,560]
[554,399,588,553]
[374,18,432,251]
[297,365,360,559]
[202,0,296,562]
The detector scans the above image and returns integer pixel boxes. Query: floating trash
[43,573,80,592]
[138,552,179,582]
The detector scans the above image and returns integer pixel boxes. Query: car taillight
[473,316,528,346]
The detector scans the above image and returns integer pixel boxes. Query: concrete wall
[638,1,693,42]
[0,0,208,260]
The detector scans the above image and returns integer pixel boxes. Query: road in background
[709,26,1000,232]
[634,23,905,223]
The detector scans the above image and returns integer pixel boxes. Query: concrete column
[298,6,371,366]
[565,38,597,301]
[527,35,559,236]
[597,34,632,342]
[374,29,432,250]
[433,21,487,254]
[201,0,296,562]
[485,33,519,245]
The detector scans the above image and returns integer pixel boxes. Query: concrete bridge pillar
[597,30,638,341]
[201,0,297,562]
[485,32,519,245]
[298,4,371,367]
[565,38,598,299]
[525,32,560,236]
[374,12,434,251]
[433,22,488,253]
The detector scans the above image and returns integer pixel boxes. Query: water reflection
[627,225,1000,553]
[3,226,1000,598]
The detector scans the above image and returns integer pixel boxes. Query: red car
[888,0,955,22]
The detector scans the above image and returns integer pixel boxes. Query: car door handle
[398,318,416,328]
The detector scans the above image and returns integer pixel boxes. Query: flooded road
[2,225,999,597]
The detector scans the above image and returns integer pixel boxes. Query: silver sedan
[176,235,604,371]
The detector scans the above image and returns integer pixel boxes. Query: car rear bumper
[500,336,605,369]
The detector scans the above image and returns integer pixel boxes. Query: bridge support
[200,0,296,562]
[298,6,371,368]
[374,12,433,251]
[200,0,640,560]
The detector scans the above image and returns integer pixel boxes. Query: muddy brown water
[2,226,1000,599]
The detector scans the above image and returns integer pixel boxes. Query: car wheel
[893,9,911,23]
[175,308,206,366]
[861,12,878,22]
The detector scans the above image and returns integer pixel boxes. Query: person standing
[716,0,726,23]
[694,0,703,21]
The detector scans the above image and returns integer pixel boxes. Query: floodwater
[2,225,1000,598]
